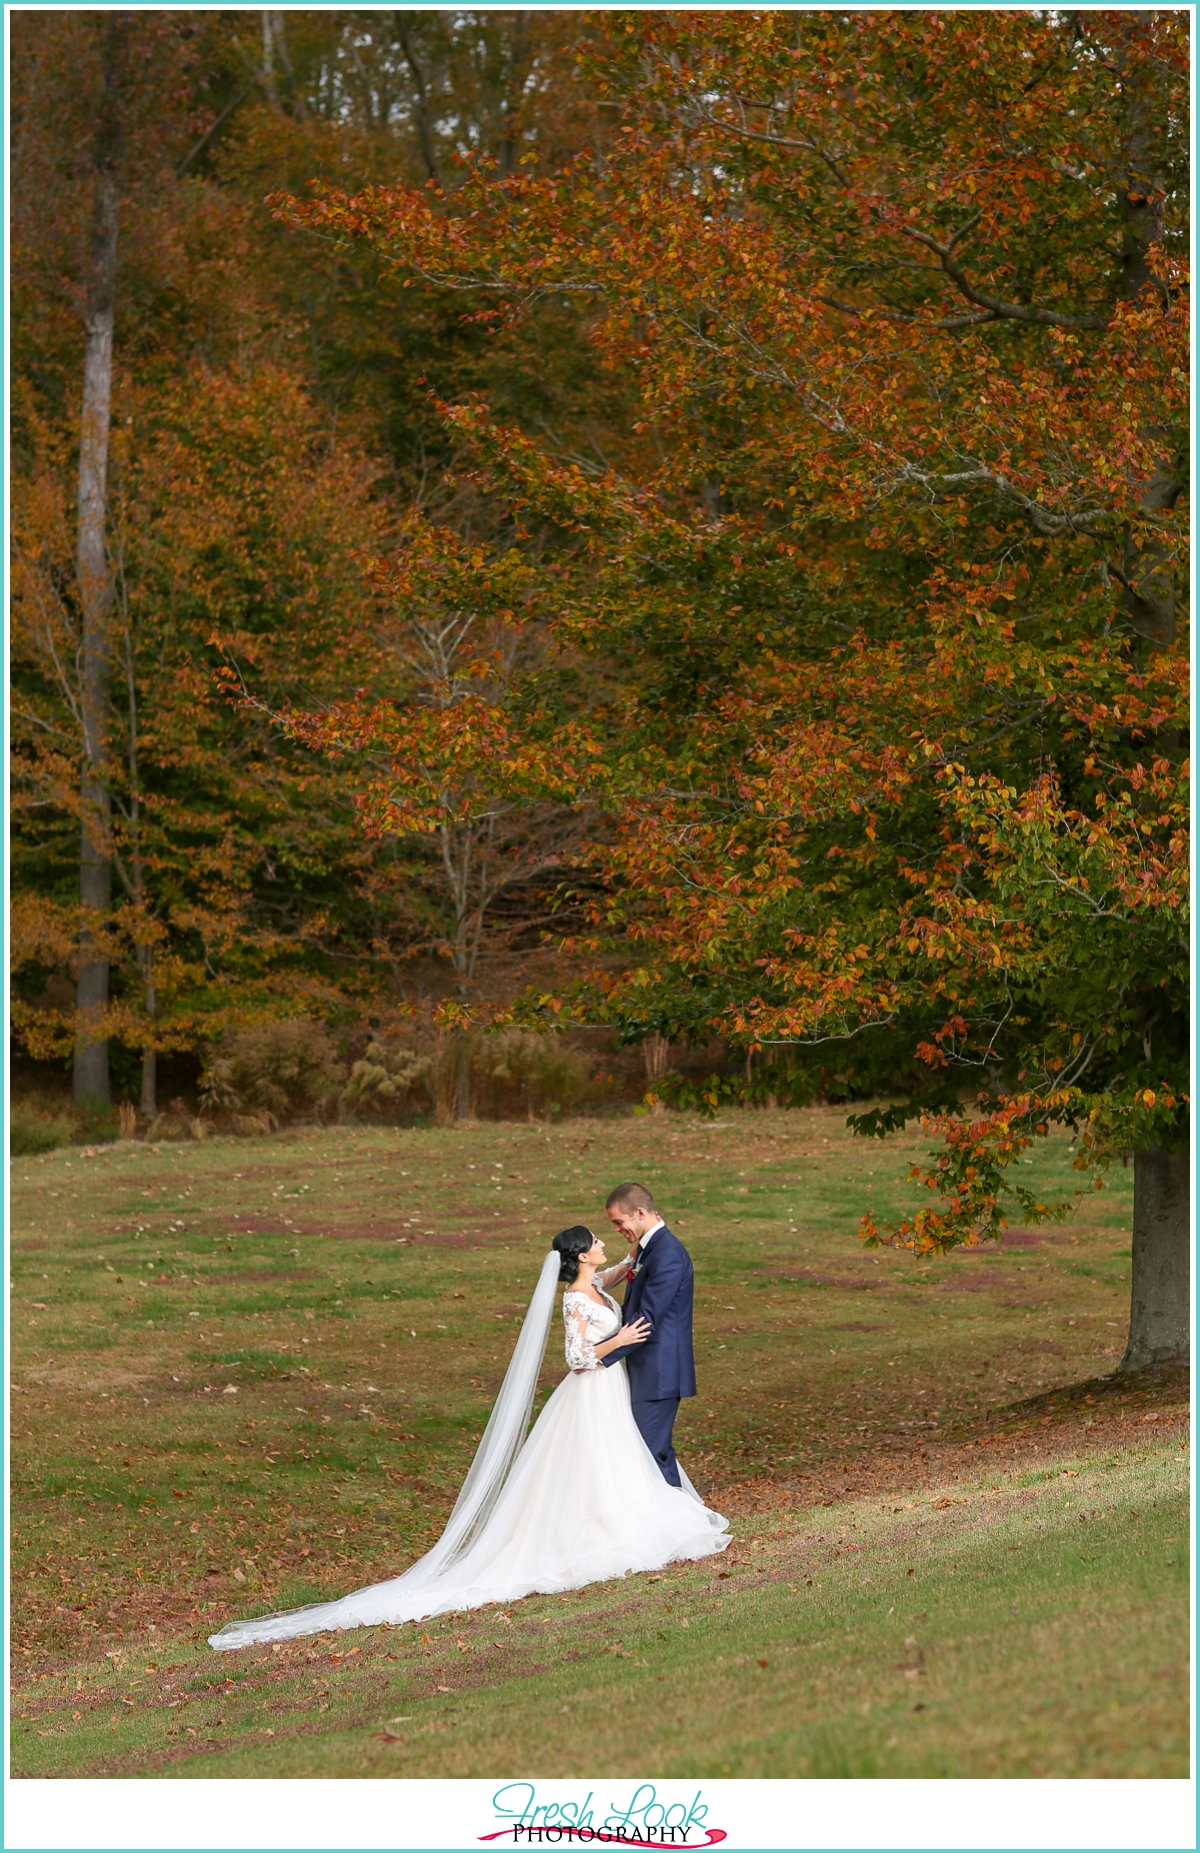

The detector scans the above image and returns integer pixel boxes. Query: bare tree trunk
[439,814,480,1123]
[260,10,280,107]
[265,10,306,119]
[1118,1147,1190,1372]
[397,18,443,186]
[73,20,123,1108]
[431,1026,464,1127]
[138,950,158,1119]
[644,1032,671,1112]
[643,1033,671,1084]
[121,618,157,1119]
[455,1058,472,1121]
[497,12,532,176]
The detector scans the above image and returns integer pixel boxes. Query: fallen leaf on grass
[757,1658,770,1668]
[374,1725,407,1744]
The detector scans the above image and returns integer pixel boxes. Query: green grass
[12,1441,1187,1780]
[10,1105,1188,1777]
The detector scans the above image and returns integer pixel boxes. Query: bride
[209,1225,729,1649]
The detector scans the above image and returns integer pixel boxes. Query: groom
[602,1181,696,1487]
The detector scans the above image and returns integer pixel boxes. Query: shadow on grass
[966,1359,1188,1436]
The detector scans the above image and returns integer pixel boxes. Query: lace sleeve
[563,1297,600,1372]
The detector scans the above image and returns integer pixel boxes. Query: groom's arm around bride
[600,1180,697,1487]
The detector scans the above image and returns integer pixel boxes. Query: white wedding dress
[209,1262,728,1650]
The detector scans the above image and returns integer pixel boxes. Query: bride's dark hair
[552,1225,595,1285]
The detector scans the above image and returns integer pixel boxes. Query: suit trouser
[631,1397,682,1487]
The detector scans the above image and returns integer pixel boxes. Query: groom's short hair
[606,1181,655,1213]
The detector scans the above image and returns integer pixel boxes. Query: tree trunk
[644,1032,671,1084]
[397,19,442,186]
[1118,1147,1190,1372]
[260,10,279,107]
[138,947,158,1120]
[455,1057,472,1121]
[140,1044,158,1120]
[73,20,123,1108]
[497,12,532,176]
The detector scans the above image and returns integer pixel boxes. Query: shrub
[229,1110,278,1137]
[473,1031,592,1120]
[10,1105,75,1156]
[340,1040,431,1120]
[199,1020,342,1124]
[146,1099,205,1140]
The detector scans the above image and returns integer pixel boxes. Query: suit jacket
[601,1222,696,1401]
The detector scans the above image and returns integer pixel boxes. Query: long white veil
[413,1248,561,1571]
[209,1250,562,1650]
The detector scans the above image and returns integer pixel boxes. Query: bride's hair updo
[552,1225,595,1285]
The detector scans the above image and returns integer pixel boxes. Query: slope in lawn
[10,1107,1187,1777]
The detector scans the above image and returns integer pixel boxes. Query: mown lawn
[10,1105,1189,1777]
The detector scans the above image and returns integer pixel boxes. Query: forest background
[13,7,661,1137]
[9,10,1189,1364]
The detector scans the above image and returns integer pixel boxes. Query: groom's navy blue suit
[601,1223,695,1487]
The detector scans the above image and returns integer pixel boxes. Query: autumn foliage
[273,9,1188,1246]
[10,10,625,1113]
[10,11,1188,1252]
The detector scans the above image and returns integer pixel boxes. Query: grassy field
[10,1105,1190,1777]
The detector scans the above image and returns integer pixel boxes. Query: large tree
[280,10,1189,1362]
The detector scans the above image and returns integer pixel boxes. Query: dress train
[210,1277,728,1650]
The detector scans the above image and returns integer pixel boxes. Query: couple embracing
[211,1181,728,1650]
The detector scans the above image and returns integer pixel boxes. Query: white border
[3,1778,1198,1852]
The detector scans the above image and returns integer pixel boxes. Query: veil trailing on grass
[421,1249,561,1568]
[208,1251,561,1650]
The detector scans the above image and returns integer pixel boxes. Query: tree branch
[901,219,1110,331]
